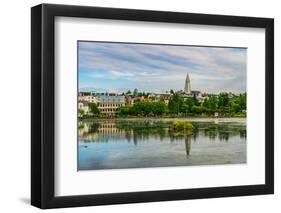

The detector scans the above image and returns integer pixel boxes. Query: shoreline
[79,117,247,123]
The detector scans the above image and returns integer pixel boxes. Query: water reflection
[78,119,246,158]
[185,137,191,156]
[79,120,246,142]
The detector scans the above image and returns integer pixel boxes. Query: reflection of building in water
[78,122,98,141]
[78,122,89,134]
[184,136,191,156]
[97,96,125,115]
[98,123,126,137]
[79,121,194,157]
[79,122,128,142]
[79,121,246,144]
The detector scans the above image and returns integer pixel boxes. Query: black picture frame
[31,3,274,209]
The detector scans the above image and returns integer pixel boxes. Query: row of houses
[78,92,171,116]
[78,92,162,115]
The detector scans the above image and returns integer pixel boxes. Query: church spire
[184,73,191,94]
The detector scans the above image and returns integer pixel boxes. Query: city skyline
[78,41,247,94]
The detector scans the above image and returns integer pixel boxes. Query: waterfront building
[97,95,125,114]
[78,95,97,103]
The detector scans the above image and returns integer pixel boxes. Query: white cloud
[109,70,135,78]
[78,41,246,93]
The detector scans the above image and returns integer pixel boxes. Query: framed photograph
[31,4,274,209]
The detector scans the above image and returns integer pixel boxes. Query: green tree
[192,95,200,106]
[202,95,218,114]
[237,93,246,110]
[78,109,85,117]
[89,103,100,115]
[118,92,246,118]
[152,101,168,116]
[118,101,167,117]
[118,106,131,115]
[229,93,246,114]
[81,92,91,96]
[133,88,138,96]
[218,93,229,108]
[191,106,203,114]
[179,98,193,114]
[168,93,183,114]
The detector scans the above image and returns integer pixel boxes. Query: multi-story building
[78,95,97,103]
[97,95,125,114]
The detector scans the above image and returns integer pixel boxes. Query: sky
[78,41,247,94]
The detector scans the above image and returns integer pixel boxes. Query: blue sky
[78,41,247,94]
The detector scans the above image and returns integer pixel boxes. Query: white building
[78,95,97,103]
[78,101,90,116]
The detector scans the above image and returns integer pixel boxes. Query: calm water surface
[78,118,246,170]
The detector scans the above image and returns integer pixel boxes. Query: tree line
[118,92,246,117]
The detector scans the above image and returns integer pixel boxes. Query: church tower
[184,73,191,94]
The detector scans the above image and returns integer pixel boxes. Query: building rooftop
[98,95,125,104]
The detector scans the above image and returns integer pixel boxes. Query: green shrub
[172,121,194,130]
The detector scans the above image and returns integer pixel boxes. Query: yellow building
[97,95,125,114]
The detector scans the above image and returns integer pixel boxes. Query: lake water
[78,118,246,170]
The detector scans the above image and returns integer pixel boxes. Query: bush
[172,121,194,131]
